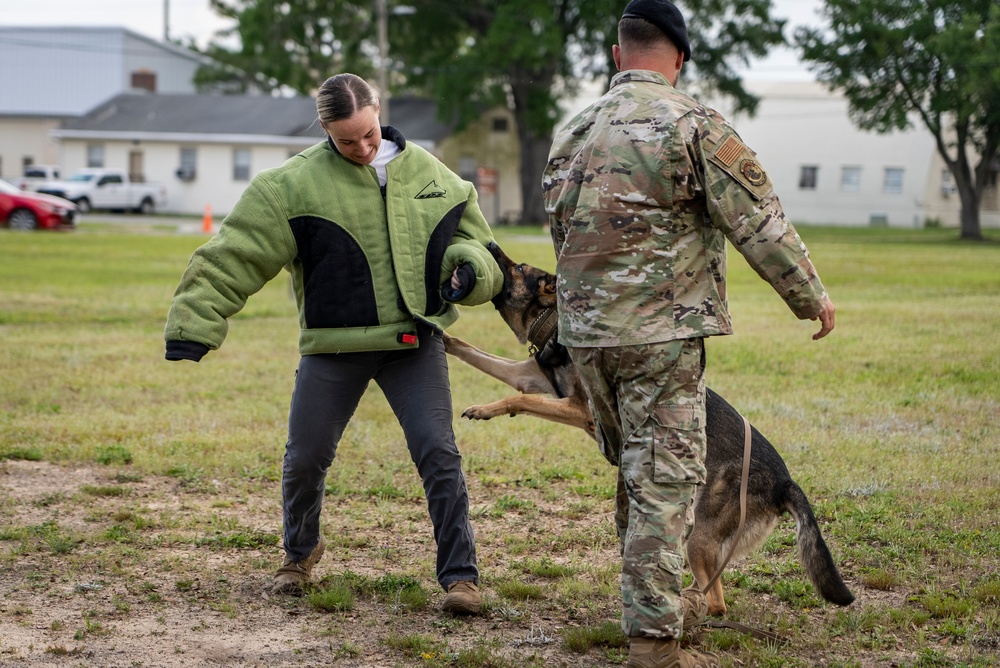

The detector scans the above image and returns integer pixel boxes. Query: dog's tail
[783,482,855,606]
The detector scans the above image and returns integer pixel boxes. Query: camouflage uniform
[542,69,829,639]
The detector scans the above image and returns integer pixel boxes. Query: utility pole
[164,0,170,41]
[376,0,390,126]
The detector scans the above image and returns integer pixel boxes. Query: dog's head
[487,242,557,345]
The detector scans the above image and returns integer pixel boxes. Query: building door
[129,151,145,183]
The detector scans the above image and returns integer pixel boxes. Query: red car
[0,179,76,230]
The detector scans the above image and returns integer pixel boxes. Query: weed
[0,447,43,461]
[495,580,544,601]
[308,582,356,612]
[562,621,628,653]
[96,444,133,465]
[80,484,131,497]
[513,556,577,578]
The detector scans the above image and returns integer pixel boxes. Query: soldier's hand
[811,296,835,340]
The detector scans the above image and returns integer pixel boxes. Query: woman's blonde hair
[316,73,379,125]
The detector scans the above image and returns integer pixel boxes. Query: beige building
[437,107,521,226]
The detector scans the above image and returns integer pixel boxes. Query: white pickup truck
[36,168,167,214]
[9,165,61,192]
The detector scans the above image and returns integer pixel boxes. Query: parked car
[0,179,76,230]
[36,168,167,214]
[10,165,61,192]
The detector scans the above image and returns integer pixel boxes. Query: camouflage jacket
[542,69,827,347]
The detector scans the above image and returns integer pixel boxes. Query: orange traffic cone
[202,204,213,233]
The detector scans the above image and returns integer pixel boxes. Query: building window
[131,70,157,92]
[883,167,905,194]
[799,165,818,190]
[840,166,861,192]
[458,155,477,183]
[233,148,251,181]
[87,144,105,168]
[492,117,509,133]
[177,147,197,181]
[22,156,34,170]
[940,169,956,197]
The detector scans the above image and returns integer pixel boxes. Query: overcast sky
[1,0,825,80]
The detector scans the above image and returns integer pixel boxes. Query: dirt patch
[0,459,622,667]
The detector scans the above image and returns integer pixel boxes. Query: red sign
[477,167,497,194]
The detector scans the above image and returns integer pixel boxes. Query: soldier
[542,1,836,666]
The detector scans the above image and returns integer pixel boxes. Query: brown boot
[628,637,720,668]
[271,536,325,595]
[681,586,708,629]
[441,580,482,615]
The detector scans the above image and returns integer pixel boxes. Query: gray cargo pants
[281,327,478,590]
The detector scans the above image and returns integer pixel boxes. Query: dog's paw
[462,405,498,421]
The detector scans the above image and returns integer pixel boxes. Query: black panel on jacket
[289,215,379,328]
[423,202,467,316]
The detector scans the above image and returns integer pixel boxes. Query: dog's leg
[443,333,559,395]
[687,535,727,616]
[462,395,593,433]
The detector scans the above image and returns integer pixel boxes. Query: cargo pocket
[658,548,685,583]
[650,403,706,484]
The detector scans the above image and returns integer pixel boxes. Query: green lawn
[0,222,997,667]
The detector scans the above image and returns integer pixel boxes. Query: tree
[200,0,787,224]
[393,0,786,224]
[795,0,1000,241]
[196,0,375,94]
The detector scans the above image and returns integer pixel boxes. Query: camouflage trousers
[568,338,707,640]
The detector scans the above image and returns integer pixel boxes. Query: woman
[164,73,503,614]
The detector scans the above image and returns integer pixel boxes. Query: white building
[51,93,460,216]
[560,78,998,229]
[0,26,211,179]
[718,81,998,229]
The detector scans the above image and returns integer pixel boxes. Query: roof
[0,26,213,116]
[55,93,456,144]
[0,26,210,65]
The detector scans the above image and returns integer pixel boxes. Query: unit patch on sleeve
[740,159,767,186]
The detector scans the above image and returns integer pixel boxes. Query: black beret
[622,0,692,62]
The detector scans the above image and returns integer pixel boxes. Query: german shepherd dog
[443,243,854,616]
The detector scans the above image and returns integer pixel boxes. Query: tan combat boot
[681,586,708,629]
[441,580,482,615]
[627,637,720,668]
[271,536,326,595]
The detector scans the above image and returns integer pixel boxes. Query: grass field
[0,221,998,667]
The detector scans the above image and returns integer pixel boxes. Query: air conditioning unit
[175,166,196,182]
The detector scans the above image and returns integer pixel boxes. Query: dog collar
[527,308,558,354]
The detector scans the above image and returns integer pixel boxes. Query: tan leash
[699,415,788,645]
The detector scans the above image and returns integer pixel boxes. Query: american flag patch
[714,136,744,166]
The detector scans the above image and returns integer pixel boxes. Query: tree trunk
[955,180,984,241]
[516,131,553,225]
[509,67,557,226]
[943,149,984,241]
[958,199,984,241]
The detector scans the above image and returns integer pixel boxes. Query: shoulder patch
[714,136,744,167]
[415,181,446,199]
[740,159,767,186]
[707,136,772,201]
